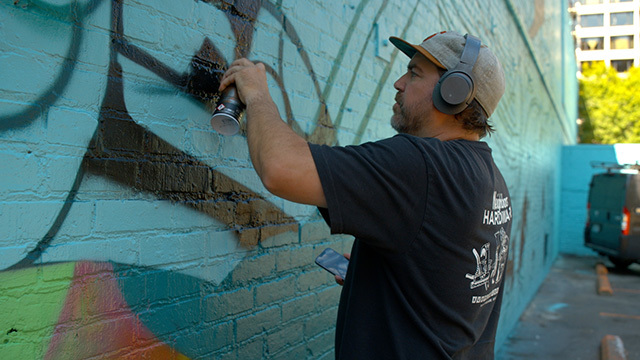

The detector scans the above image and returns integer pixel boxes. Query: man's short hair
[455,100,494,139]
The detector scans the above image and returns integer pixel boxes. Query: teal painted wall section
[560,144,640,256]
[1,0,575,358]
[489,0,578,348]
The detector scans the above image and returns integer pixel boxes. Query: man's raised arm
[218,58,327,208]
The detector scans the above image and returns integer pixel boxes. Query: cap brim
[389,36,446,69]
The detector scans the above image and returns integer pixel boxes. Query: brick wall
[0,0,576,358]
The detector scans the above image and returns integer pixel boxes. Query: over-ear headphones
[432,34,481,115]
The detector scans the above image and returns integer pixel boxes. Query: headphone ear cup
[431,33,481,115]
[432,72,474,115]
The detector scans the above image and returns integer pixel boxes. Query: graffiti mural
[0,0,419,358]
[1,0,575,358]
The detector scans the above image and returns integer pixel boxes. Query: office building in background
[571,0,640,73]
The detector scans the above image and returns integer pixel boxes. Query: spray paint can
[211,86,244,135]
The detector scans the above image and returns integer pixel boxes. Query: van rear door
[587,174,627,251]
[627,174,640,236]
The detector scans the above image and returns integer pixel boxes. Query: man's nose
[394,75,405,91]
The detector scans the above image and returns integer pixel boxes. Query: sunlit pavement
[497,255,640,360]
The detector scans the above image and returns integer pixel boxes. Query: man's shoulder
[391,134,491,157]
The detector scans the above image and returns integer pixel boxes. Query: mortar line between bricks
[353,0,420,144]
[503,0,572,142]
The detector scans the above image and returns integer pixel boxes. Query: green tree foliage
[578,62,640,144]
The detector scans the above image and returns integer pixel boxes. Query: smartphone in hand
[315,248,349,280]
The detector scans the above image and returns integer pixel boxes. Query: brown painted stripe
[600,312,640,321]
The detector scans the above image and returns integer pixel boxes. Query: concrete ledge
[601,335,626,360]
[596,263,613,295]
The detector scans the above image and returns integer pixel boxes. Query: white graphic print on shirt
[466,191,511,305]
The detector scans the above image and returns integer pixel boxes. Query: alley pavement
[497,255,640,360]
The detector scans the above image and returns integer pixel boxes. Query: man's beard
[391,99,423,135]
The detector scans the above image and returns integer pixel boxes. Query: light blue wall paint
[1,0,576,358]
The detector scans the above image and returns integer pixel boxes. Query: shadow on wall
[559,144,640,256]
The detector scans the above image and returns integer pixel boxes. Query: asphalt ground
[497,255,640,360]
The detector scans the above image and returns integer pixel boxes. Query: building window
[610,12,633,26]
[610,0,632,3]
[581,60,605,72]
[581,37,604,50]
[582,0,603,4]
[580,14,604,27]
[611,35,633,49]
[611,59,633,72]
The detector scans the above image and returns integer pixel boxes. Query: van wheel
[609,256,633,269]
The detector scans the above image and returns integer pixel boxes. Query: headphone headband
[458,35,481,72]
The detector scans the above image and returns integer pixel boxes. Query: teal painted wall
[560,144,640,256]
[1,0,576,358]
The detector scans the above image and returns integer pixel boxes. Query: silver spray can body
[211,86,245,135]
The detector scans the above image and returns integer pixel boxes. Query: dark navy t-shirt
[309,134,512,360]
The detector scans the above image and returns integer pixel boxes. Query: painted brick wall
[1,0,575,358]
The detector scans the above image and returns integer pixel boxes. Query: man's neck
[408,112,480,141]
[439,132,480,141]
[410,127,480,141]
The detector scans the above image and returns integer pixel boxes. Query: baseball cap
[389,31,505,118]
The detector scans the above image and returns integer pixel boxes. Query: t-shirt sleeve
[309,135,428,253]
